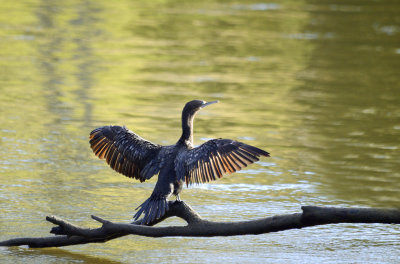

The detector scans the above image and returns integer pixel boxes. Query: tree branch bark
[1,202,399,248]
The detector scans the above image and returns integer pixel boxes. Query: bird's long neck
[178,110,195,147]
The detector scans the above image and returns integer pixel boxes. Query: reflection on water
[295,1,400,207]
[1,0,399,263]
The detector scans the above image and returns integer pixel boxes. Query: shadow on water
[2,246,123,264]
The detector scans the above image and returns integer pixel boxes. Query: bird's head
[183,100,219,117]
[179,100,219,145]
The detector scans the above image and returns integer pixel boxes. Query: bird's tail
[134,197,169,225]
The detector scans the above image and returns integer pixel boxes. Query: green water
[1,0,399,263]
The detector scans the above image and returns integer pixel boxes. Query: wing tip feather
[183,139,270,185]
[88,125,161,182]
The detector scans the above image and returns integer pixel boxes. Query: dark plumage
[89,100,270,225]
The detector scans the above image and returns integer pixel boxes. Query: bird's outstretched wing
[176,139,270,185]
[89,125,162,182]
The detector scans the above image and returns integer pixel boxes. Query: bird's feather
[133,176,173,225]
[175,138,270,185]
[89,125,162,182]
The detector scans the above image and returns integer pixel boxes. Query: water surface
[1,0,399,263]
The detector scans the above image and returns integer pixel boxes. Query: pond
[1,0,399,263]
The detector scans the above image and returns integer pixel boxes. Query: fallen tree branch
[1,202,399,248]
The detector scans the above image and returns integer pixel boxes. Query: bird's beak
[201,100,219,108]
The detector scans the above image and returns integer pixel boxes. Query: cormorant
[89,100,269,225]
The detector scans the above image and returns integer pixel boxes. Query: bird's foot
[175,195,182,203]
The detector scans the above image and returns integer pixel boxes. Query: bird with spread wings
[89,100,269,225]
